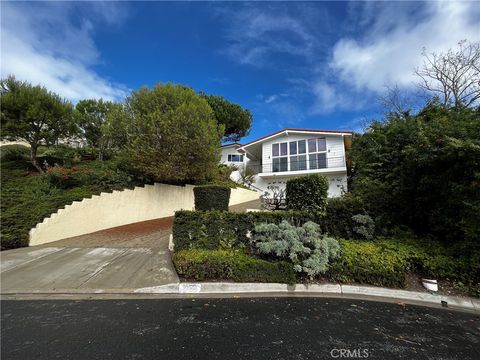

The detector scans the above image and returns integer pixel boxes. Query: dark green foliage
[286,174,328,214]
[0,76,76,172]
[1,158,137,250]
[45,161,134,190]
[121,84,224,183]
[173,249,296,284]
[350,104,480,243]
[327,238,480,292]
[75,99,115,148]
[194,185,231,211]
[173,210,320,251]
[199,93,252,142]
[323,194,367,239]
[0,144,30,161]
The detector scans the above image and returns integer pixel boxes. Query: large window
[289,139,307,171]
[308,138,327,169]
[272,142,288,172]
[271,138,327,173]
[228,154,243,162]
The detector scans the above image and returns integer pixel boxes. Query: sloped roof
[238,128,352,149]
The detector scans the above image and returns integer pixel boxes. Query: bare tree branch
[415,40,480,108]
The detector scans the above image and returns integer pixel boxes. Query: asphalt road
[2,297,479,360]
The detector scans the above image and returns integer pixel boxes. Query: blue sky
[2,1,479,143]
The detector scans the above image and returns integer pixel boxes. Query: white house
[220,143,245,168]
[224,128,353,198]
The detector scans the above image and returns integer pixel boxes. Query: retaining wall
[29,184,260,246]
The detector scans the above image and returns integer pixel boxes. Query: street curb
[3,282,478,312]
[132,282,480,312]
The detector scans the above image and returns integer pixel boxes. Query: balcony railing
[246,156,345,175]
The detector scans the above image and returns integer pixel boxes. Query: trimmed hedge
[327,240,410,287]
[173,210,320,251]
[326,238,480,292]
[194,185,231,211]
[286,174,328,213]
[173,249,296,284]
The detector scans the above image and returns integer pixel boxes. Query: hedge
[286,174,328,213]
[327,240,410,287]
[173,210,320,251]
[326,238,480,292]
[194,185,231,211]
[173,249,296,284]
[172,205,372,251]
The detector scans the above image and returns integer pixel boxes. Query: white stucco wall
[29,184,259,246]
[253,173,347,198]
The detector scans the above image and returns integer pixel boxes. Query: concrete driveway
[1,218,179,294]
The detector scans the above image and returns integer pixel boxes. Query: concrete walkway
[1,217,179,294]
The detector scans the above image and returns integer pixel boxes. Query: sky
[1,1,479,143]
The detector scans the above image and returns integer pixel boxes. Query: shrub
[323,193,366,238]
[286,174,328,214]
[45,166,81,189]
[173,210,321,251]
[352,214,375,240]
[173,249,296,284]
[194,185,231,211]
[0,145,30,161]
[327,240,410,287]
[253,221,341,277]
[39,146,80,167]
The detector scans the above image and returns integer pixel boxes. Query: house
[220,143,245,168]
[223,128,353,198]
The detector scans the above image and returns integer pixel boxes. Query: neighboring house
[220,143,245,169]
[223,128,353,198]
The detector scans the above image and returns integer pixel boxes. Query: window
[228,154,243,162]
[271,138,325,173]
[307,138,327,169]
[290,155,307,171]
[289,139,307,171]
[272,142,288,172]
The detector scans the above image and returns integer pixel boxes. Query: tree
[415,41,480,108]
[75,99,117,158]
[199,93,252,142]
[101,103,130,155]
[0,76,75,173]
[350,103,480,243]
[121,83,224,183]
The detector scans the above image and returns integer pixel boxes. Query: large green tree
[350,103,480,243]
[199,93,252,142]
[75,99,117,158]
[121,83,224,182]
[0,76,75,173]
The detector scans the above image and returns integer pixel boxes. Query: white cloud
[1,2,128,102]
[219,5,317,67]
[330,1,480,93]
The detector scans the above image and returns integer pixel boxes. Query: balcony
[246,156,346,177]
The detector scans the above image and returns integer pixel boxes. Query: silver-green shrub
[253,221,340,277]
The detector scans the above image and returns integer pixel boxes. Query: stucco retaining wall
[29,184,260,246]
